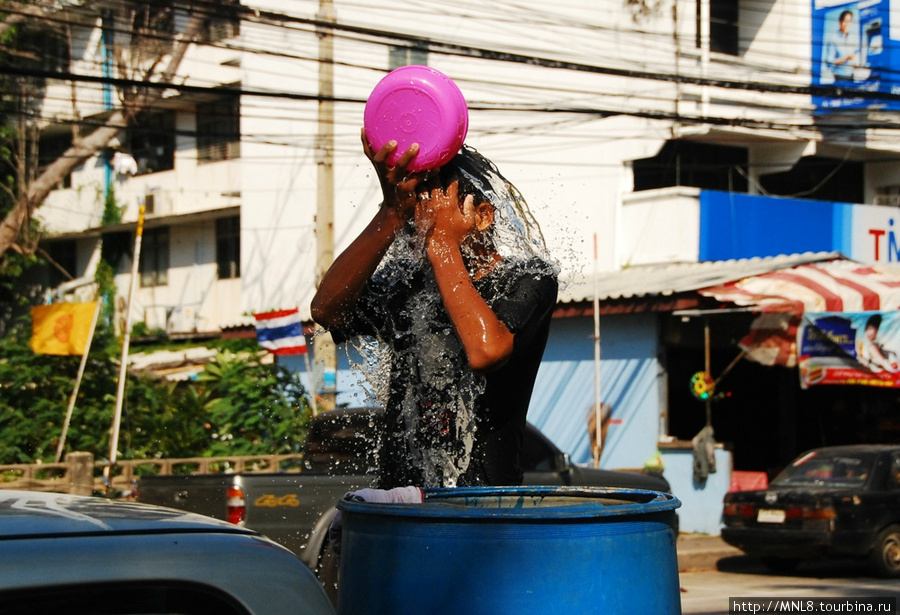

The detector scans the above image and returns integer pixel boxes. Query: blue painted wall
[527,314,664,471]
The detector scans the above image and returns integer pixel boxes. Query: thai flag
[253,308,307,356]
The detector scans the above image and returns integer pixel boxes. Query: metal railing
[0,452,306,496]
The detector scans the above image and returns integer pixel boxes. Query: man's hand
[415,178,476,250]
[361,129,426,221]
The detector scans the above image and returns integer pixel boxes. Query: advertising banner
[797,311,900,388]
[812,0,899,111]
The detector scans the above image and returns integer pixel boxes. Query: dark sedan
[722,445,900,577]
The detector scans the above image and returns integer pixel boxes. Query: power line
[5,49,900,136]
[5,0,900,156]
[13,1,882,102]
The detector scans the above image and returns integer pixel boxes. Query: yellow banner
[31,302,98,356]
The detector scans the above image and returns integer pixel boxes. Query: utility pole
[313,0,337,411]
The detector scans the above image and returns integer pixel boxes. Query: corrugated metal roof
[557,252,843,304]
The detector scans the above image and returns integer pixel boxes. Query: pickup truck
[138,407,671,578]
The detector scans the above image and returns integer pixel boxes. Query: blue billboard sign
[694,190,900,265]
[698,191,850,261]
[699,190,900,264]
[812,0,898,111]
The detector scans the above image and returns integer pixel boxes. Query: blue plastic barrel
[336,486,681,615]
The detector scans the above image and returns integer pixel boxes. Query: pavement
[676,533,744,573]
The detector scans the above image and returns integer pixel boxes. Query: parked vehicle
[139,407,673,574]
[722,444,900,577]
[0,490,337,615]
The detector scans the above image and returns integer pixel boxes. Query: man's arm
[418,182,514,372]
[827,35,856,66]
[310,206,407,329]
[428,240,515,371]
[310,134,422,329]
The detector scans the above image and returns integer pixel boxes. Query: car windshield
[771,450,876,488]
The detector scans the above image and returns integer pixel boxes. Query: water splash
[347,146,558,488]
[454,145,553,267]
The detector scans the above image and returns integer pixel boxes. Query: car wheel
[868,525,900,578]
[761,556,802,574]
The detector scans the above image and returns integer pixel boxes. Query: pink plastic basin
[364,65,468,172]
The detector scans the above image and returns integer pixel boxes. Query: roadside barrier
[0,452,306,496]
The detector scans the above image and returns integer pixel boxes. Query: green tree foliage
[0,317,314,465]
[196,351,312,457]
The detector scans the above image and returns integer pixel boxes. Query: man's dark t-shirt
[332,255,558,488]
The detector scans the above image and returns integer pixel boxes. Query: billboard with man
[812,0,898,111]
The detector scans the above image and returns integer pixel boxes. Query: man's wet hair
[438,149,490,205]
[436,145,555,267]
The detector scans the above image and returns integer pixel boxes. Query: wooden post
[55,301,101,463]
[108,203,145,480]
[704,318,712,427]
[592,234,602,468]
[67,451,94,496]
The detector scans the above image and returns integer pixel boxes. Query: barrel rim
[336,486,681,520]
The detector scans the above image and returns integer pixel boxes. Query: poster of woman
[856,313,900,372]
[797,311,900,388]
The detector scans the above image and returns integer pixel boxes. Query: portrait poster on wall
[812,0,900,111]
[798,311,900,388]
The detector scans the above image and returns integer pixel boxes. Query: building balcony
[42,158,242,236]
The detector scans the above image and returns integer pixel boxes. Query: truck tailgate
[139,473,370,556]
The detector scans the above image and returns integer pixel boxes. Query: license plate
[757,509,786,524]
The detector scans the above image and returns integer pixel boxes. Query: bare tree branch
[0,9,207,258]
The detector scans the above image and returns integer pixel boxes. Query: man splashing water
[311,131,558,488]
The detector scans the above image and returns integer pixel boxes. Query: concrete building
[30,0,900,533]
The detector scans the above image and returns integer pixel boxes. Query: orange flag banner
[30,302,98,356]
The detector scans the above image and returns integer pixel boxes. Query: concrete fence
[0,452,306,496]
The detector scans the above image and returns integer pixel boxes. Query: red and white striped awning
[698,257,900,367]
[698,258,900,314]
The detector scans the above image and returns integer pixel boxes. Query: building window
[632,141,748,192]
[129,111,175,175]
[197,91,241,163]
[200,0,241,43]
[875,185,900,207]
[131,0,175,37]
[758,156,863,203]
[43,240,77,288]
[697,0,739,56]
[389,46,429,69]
[14,24,69,73]
[216,216,240,279]
[140,227,169,287]
[101,231,132,269]
[39,131,73,189]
